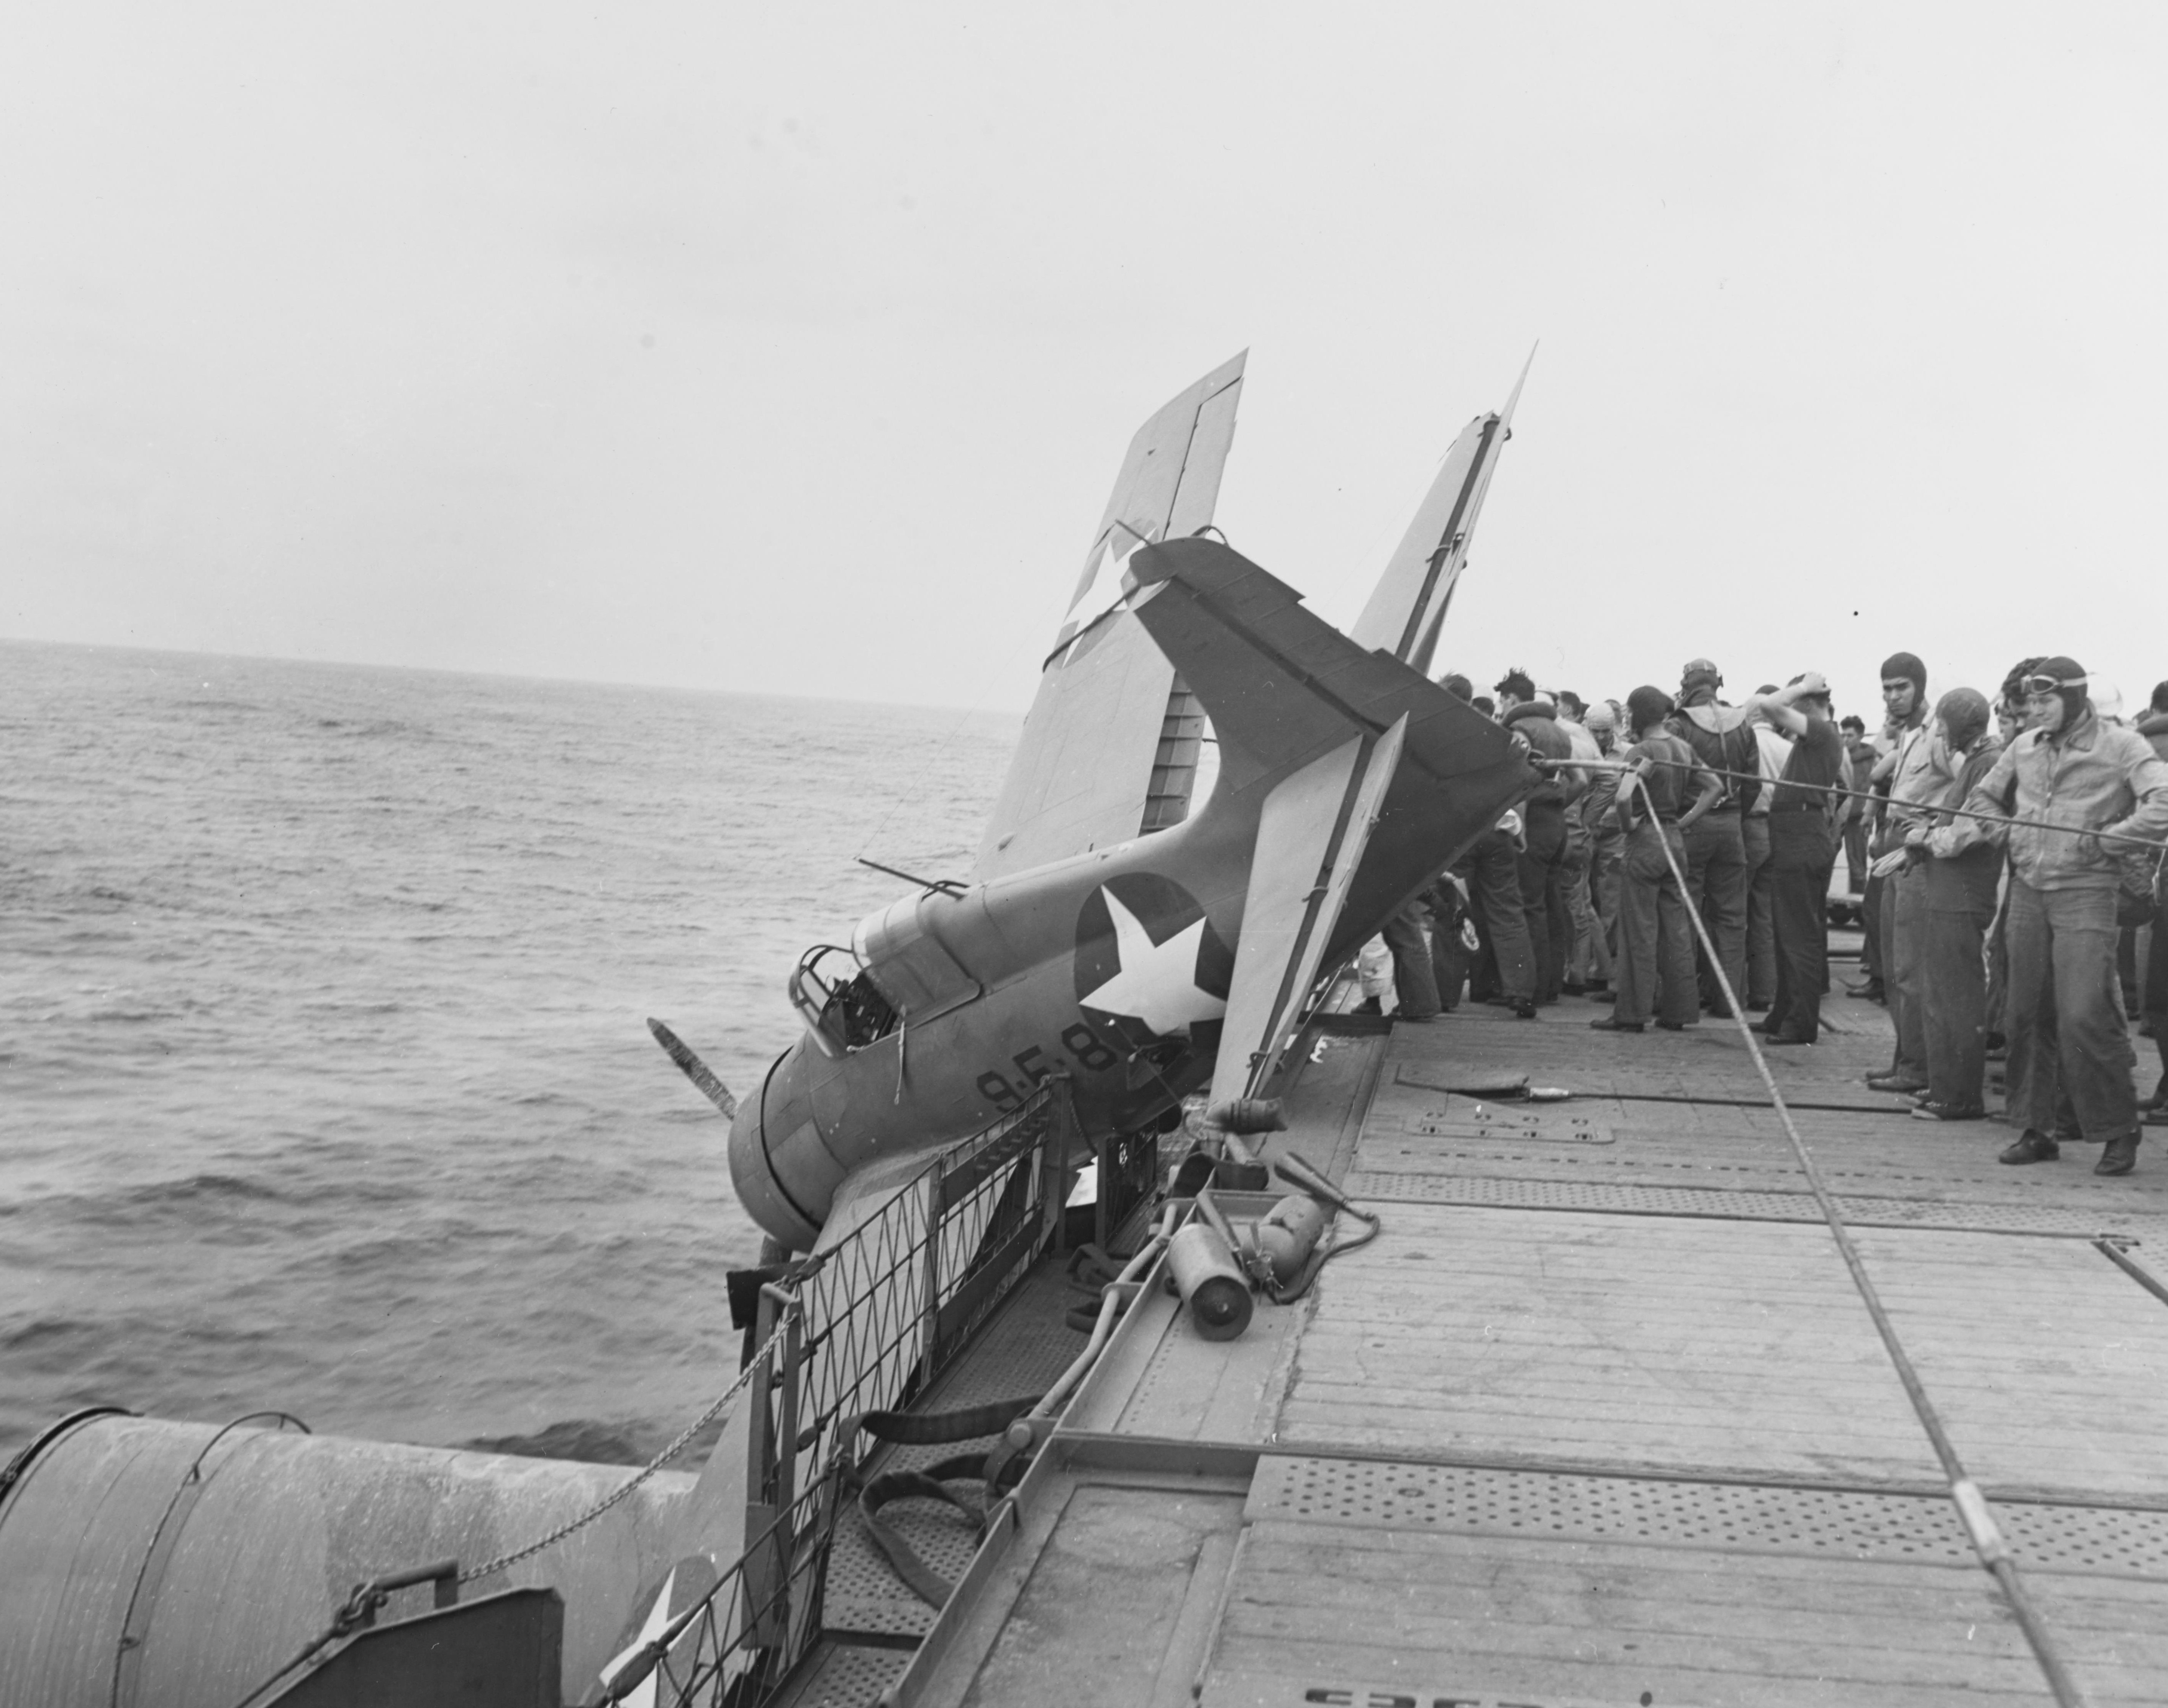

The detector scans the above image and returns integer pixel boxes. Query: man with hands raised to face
[1744,674,1847,1047]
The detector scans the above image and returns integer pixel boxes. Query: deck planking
[891,993,2168,1707]
[1209,1529,2168,1706]
[1273,1202,2168,1501]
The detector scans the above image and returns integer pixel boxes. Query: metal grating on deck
[823,1262,1093,1640]
[770,1638,911,1708]
[1247,1457,2168,1579]
[1342,1169,2168,1240]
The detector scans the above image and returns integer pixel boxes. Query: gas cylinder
[1249,1192,1330,1287]
[1165,1223,1253,1341]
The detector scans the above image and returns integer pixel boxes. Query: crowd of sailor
[1357,657,2168,1177]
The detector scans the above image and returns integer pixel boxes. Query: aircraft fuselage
[729,804,1253,1251]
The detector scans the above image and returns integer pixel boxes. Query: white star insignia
[601,1570,678,1708]
[1080,890,1226,1038]
[1057,525,1156,659]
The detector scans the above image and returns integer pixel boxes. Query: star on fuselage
[1078,889,1227,1038]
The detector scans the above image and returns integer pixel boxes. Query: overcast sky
[5,3,2164,725]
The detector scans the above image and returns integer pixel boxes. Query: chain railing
[619,1077,1077,1707]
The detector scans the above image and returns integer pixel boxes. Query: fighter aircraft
[698,352,1540,1256]
[586,353,1543,1703]
[0,354,1537,1708]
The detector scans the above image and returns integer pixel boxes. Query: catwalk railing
[614,1076,1080,1706]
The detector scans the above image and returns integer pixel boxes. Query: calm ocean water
[0,639,1017,1459]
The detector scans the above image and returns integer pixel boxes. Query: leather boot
[1998,1130,2061,1165]
[2096,1133,2140,1177]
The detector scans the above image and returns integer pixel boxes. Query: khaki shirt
[1885,723,1946,834]
[1948,712,2168,889]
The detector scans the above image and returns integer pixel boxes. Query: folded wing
[1350,348,1532,673]
[973,353,1246,881]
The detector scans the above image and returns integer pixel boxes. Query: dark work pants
[1591,842,1622,963]
[1613,821,1698,1027]
[1457,828,1534,1003]
[1682,810,1748,1014]
[1985,888,2012,1042]
[1517,800,1569,1004]
[1844,817,1868,895]
[1429,888,1468,1011]
[1767,811,1837,1044]
[1563,828,1611,986]
[1922,856,1998,1111]
[2004,878,2139,1143]
[1381,901,1441,1019]
[2145,886,2168,1098]
[1860,870,1886,984]
[1743,813,1776,1006]
[1882,861,1929,1082]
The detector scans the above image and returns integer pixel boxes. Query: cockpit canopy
[787,944,897,1056]
[789,892,982,1058]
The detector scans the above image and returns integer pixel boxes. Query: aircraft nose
[726,1044,830,1252]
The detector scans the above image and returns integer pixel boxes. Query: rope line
[1539,756,2168,858]
[1627,775,2092,1708]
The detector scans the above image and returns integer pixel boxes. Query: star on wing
[600,1570,679,1708]
[1079,889,1227,1038]
[1057,524,1156,659]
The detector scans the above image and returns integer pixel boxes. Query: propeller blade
[646,1018,737,1119]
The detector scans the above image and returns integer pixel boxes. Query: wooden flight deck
[782,995,2168,1708]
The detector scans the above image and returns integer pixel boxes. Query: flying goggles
[2020,673,2088,696]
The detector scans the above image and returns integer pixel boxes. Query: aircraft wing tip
[1502,344,1538,422]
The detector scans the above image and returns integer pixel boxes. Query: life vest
[1670,702,1760,813]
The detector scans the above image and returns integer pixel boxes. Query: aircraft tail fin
[1124,537,1520,797]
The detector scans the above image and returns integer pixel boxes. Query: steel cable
[1626,772,2092,1707]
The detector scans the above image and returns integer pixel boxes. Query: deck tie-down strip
[1340,1169,2163,1240]
[1247,1458,2168,1580]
